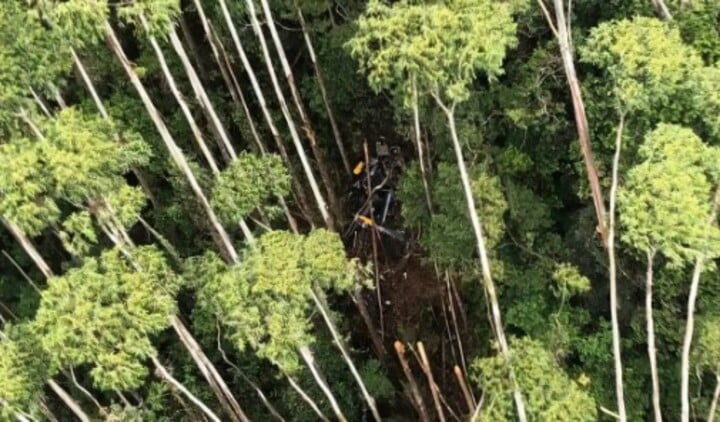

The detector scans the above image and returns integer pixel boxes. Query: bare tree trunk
[285,374,330,422]
[171,316,250,422]
[47,380,91,422]
[168,26,237,162]
[646,249,662,422]
[608,114,628,422]
[296,8,351,176]
[178,15,209,76]
[651,0,673,19]
[298,345,347,422]
[152,357,222,422]
[310,290,381,421]
[709,376,720,422]
[104,22,239,263]
[412,77,433,215]
[256,0,343,227]
[214,0,316,223]
[2,219,53,278]
[681,186,720,422]
[549,0,608,246]
[436,101,527,422]
[237,0,334,230]
[140,16,221,175]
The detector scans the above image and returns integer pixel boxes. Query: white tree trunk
[230,0,333,229]
[709,376,720,422]
[437,102,526,422]
[646,249,662,421]
[310,290,381,421]
[140,15,220,175]
[412,78,433,215]
[607,115,627,422]
[168,26,237,162]
[298,345,347,422]
[297,8,350,175]
[681,187,720,422]
[104,22,239,263]
[152,357,222,422]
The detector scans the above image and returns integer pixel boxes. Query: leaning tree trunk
[168,26,237,162]
[255,0,343,227]
[550,0,607,246]
[298,345,347,422]
[296,7,350,176]
[709,376,720,422]
[646,249,662,422]
[681,186,720,422]
[152,357,222,422]
[213,0,316,222]
[140,15,220,175]
[607,115,628,422]
[436,100,527,422]
[226,0,334,230]
[103,21,239,263]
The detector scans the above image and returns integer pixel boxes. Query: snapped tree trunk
[551,0,607,246]
[607,114,628,422]
[103,21,239,263]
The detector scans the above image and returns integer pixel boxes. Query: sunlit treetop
[619,124,720,265]
[347,0,520,106]
[581,17,703,113]
[196,229,365,372]
[33,245,181,390]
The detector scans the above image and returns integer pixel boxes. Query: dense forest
[1,0,720,420]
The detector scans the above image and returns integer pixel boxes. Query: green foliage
[34,246,181,390]
[0,324,48,419]
[348,0,519,105]
[619,124,720,265]
[399,161,507,270]
[470,337,597,421]
[196,229,363,372]
[211,152,290,223]
[581,17,702,113]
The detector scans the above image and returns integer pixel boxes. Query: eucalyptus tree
[349,1,527,418]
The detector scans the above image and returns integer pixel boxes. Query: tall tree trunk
[394,341,430,422]
[651,0,673,19]
[213,0,316,223]
[608,114,628,422]
[310,289,381,421]
[104,22,239,263]
[681,186,720,422]
[285,374,330,421]
[296,7,351,176]
[298,345,347,422]
[140,16,220,175]
[646,249,662,422]
[168,26,237,162]
[436,100,527,422]
[47,380,91,422]
[550,0,607,246]
[256,0,343,227]
[230,0,334,230]
[412,77,433,215]
[152,357,222,422]
[189,8,299,232]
